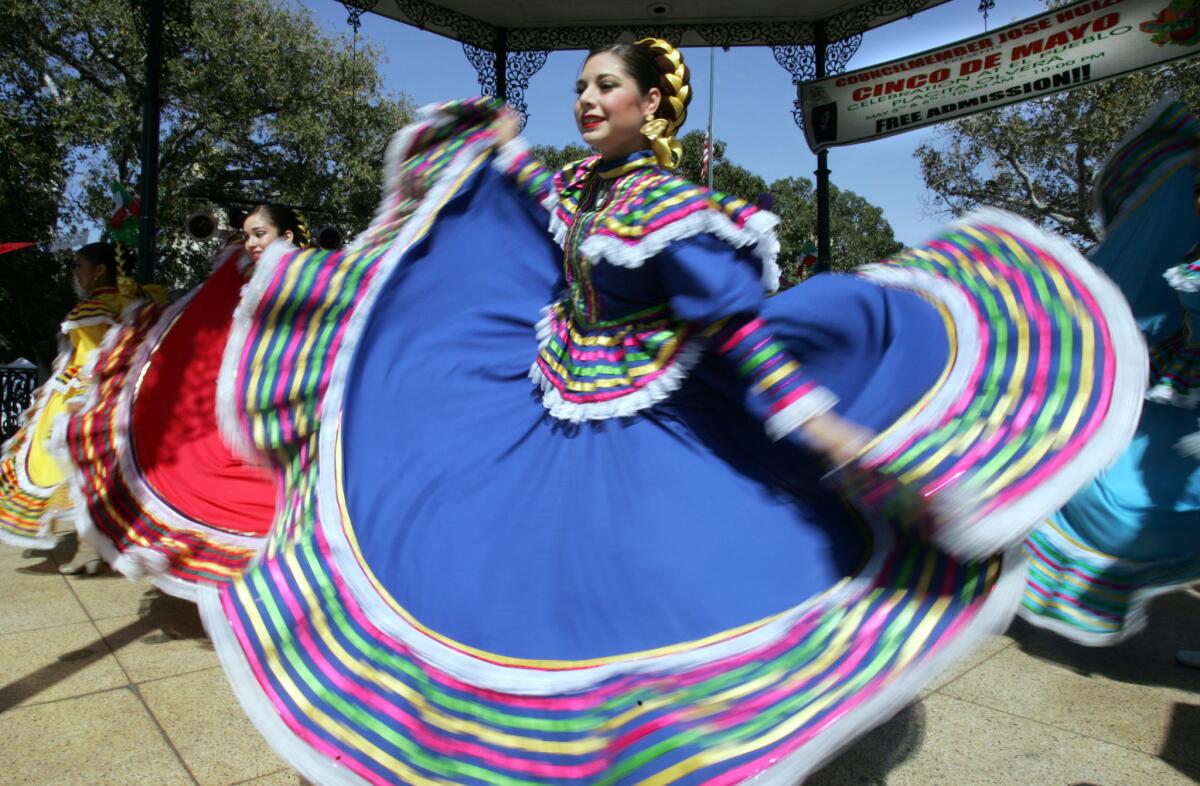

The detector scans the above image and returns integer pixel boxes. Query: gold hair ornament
[114,244,138,298]
[291,208,311,248]
[639,117,670,141]
[633,37,691,169]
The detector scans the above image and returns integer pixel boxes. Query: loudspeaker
[184,211,218,241]
[314,225,343,250]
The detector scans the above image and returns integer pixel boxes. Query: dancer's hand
[799,411,874,469]
[813,413,974,553]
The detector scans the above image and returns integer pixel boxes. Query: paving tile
[139,665,289,786]
[0,566,88,636]
[64,571,161,622]
[0,544,52,572]
[920,632,1013,697]
[0,621,129,711]
[806,701,927,785]
[940,637,1200,767]
[0,531,80,575]
[0,559,57,590]
[95,610,218,685]
[232,770,307,785]
[809,693,1197,785]
[0,688,193,785]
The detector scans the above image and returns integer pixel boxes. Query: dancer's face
[575,53,661,161]
[243,212,294,262]
[72,255,108,295]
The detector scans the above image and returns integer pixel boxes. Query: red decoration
[0,242,35,256]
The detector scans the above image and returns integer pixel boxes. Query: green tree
[0,5,78,367]
[0,0,414,363]
[528,143,592,172]
[916,59,1200,247]
[676,131,769,203]
[768,178,904,279]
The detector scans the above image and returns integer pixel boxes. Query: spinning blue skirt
[199,98,1145,784]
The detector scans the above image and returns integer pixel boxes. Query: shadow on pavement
[1007,588,1200,777]
[1007,590,1200,693]
[1160,702,1200,783]
[806,701,926,785]
[0,587,210,712]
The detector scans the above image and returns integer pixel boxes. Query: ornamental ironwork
[340,0,379,34]
[463,43,497,94]
[395,0,497,50]
[824,0,935,42]
[373,0,944,50]
[0,367,37,441]
[772,34,862,129]
[827,34,864,75]
[463,45,550,129]
[979,0,996,29]
[506,22,815,51]
[503,50,549,126]
[771,44,818,86]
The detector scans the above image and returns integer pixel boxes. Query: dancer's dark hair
[246,203,310,247]
[76,242,119,286]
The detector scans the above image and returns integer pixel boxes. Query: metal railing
[0,367,38,441]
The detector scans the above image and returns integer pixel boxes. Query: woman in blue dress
[1018,99,1200,648]
[199,40,1145,784]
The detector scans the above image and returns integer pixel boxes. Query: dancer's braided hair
[289,207,311,248]
[587,38,692,169]
[113,242,137,296]
[636,38,690,142]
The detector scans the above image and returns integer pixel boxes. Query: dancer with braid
[0,240,147,569]
[201,41,1143,784]
[58,203,305,597]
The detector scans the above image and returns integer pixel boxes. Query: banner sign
[798,0,1200,150]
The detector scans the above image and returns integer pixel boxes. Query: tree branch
[156,123,205,174]
[33,32,116,97]
[1003,152,1048,213]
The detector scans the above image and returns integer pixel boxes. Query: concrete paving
[0,536,1196,785]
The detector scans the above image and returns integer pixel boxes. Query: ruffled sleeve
[493,137,557,221]
[1147,252,1200,407]
[660,234,838,440]
[57,292,125,398]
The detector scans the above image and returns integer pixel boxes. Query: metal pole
[494,29,508,101]
[814,21,831,274]
[137,0,163,284]
[706,47,715,190]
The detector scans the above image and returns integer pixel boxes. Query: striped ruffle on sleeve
[493,137,556,211]
[711,315,838,441]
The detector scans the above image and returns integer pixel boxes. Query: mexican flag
[798,240,818,270]
[107,181,140,247]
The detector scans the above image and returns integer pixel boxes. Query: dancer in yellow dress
[0,243,135,571]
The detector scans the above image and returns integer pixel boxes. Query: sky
[298,0,1050,246]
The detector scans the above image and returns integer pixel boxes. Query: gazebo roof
[355,0,952,49]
